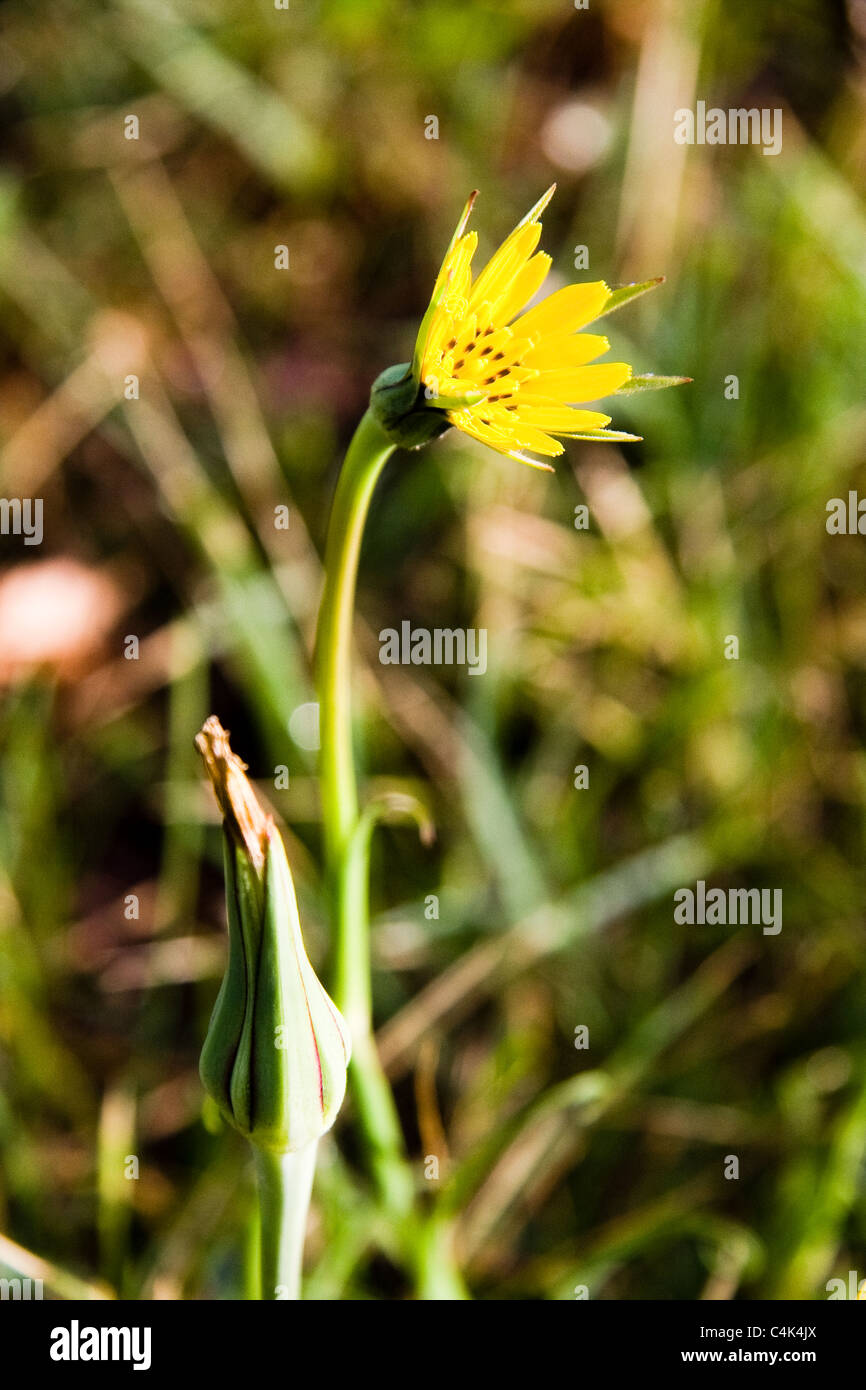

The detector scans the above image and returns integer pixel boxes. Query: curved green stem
[315,410,413,1217]
[254,1143,317,1300]
[317,410,394,870]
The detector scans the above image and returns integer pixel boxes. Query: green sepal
[614,373,692,393]
[252,832,350,1151]
[597,277,665,318]
[369,362,453,450]
[423,388,488,411]
[199,837,254,1132]
[558,429,643,443]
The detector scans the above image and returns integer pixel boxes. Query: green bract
[369,363,453,449]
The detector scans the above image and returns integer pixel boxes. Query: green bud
[196,718,350,1154]
[369,362,453,449]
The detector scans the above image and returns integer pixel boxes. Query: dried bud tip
[196,716,271,872]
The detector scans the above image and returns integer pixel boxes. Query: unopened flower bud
[196,717,350,1154]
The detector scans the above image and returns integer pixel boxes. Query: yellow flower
[407,185,683,470]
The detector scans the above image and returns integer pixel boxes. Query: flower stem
[316,409,414,1217]
[254,1143,317,1300]
[318,410,394,861]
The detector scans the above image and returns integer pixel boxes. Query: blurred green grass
[2,0,866,1299]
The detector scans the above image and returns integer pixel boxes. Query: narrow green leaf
[356,791,436,848]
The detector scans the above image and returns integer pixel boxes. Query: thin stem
[254,1143,317,1300]
[317,409,394,865]
[415,1212,470,1301]
[315,409,414,1217]
[341,809,414,1213]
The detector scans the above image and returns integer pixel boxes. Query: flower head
[371,186,687,467]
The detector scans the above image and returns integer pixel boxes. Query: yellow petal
[513,282,611,340]
[468,222,542,316]
[510,405,612,431]
[495,253,553,326]
[479,335,535,375]
[428,197,478,303]
[421,235,477,371]
[442,235,476,306]
[450,410,514,450]
[475,367,538,393]
[413,214,478,378]
[464,185,555,322]
[493,421,566,456]
[532,363,632,402]
[474,326,514,357]
[523,333,610,369]
[450,408,563,469]
[449,313,479,361]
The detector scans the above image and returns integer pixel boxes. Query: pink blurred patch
[0,557,126,684]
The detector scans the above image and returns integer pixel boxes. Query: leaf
[596,276,665,318]
[356,791,436,848]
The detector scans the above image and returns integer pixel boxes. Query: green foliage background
[1,0,866,1299]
